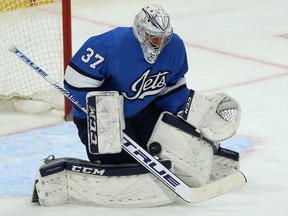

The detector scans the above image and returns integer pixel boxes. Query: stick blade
[191,171,247,203]
[8,45,16,52]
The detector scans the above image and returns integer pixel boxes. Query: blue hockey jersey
[64,27,189,120]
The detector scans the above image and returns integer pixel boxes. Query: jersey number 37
[81,47,105,69]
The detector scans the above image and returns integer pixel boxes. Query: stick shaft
[10,47,87,113]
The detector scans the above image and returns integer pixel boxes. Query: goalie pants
[73,104,162,164]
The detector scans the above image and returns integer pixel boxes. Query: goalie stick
[9,46,247,203]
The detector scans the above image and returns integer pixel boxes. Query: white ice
[1,0,288,215]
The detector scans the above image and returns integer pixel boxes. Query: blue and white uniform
[64,27,189,164]
[64,27,189,120]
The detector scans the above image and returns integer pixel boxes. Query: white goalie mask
[132,4,173,64]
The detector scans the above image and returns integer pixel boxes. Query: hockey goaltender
[30,3,246,207]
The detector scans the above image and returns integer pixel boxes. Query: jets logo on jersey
[123,68,170,100]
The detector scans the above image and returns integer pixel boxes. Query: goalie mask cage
[0,0,72,119]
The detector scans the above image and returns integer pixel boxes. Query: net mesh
[0,0,64,112]
[217,98,239,123]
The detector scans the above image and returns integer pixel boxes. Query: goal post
[62,0,72,120]
[0,0,72,119]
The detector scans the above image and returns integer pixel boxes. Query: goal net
[0,0,71,118]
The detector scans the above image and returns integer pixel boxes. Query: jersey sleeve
[154,37,190,114]
[64,35,109,119]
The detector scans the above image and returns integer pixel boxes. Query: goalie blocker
[86,91,125,154]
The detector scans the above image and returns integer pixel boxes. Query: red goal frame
[62,0,72,120]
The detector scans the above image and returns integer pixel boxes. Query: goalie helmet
[132,4,173,64]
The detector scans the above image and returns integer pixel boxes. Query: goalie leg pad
[147,112,214,187]
[33,157,176,207]
[34,171,69,206]
[210,147,241,182]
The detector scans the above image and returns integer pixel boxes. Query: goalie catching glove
[180,90,241,142]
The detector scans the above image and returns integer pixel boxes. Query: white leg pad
[210,154,240,182]
[147,112,214,187]
[35,171,69,206]
[33,158,176,207]
[66,171,175,207]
